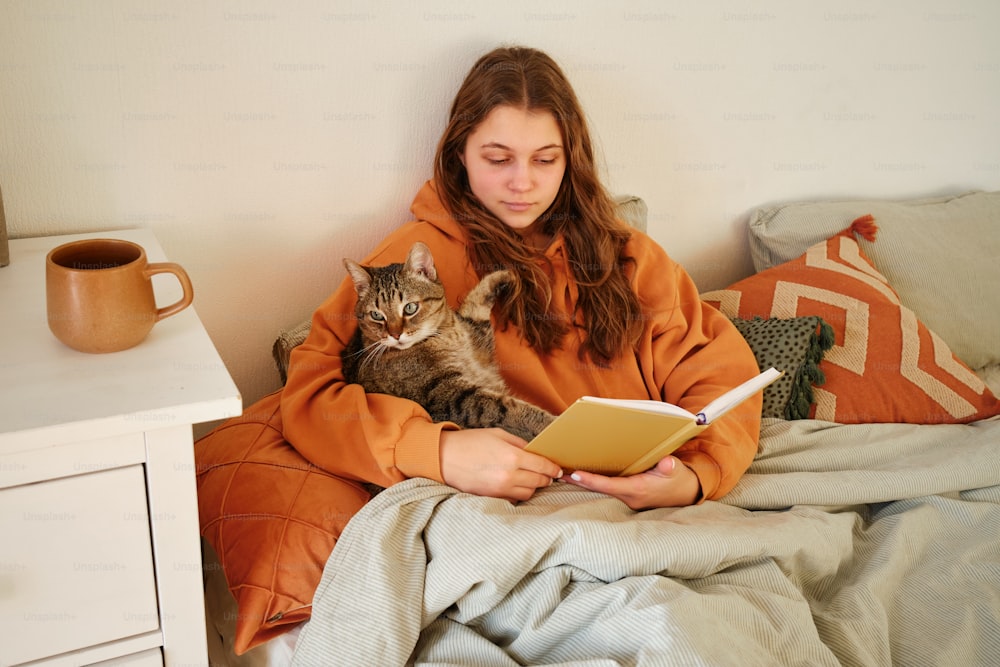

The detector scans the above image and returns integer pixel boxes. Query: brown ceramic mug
[46,238,194,353]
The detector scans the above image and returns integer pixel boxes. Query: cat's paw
[480,270,514,304]
[461,270,514,319]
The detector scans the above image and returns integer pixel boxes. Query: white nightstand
[0,229,242,666]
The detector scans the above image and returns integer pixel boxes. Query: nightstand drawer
[0,465,159,665]
[91,648,163,666]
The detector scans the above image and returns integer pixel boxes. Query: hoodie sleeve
[279,226,472,487]
[629,235,762,501]
[279,280,444,486]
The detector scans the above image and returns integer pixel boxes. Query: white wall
[2,0,998,413]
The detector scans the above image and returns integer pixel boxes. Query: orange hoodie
[280,181,761,501]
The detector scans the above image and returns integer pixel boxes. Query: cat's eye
[369,311,385,322]
[403,302,419,316]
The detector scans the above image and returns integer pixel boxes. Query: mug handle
[144,262,195,321]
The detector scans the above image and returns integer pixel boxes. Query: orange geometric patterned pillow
[702,217,1000,424]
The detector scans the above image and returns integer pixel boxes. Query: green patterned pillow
[731,316,834,419]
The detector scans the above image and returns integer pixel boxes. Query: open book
[524,367,782,476]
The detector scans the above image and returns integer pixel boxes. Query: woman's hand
[440,428,564,503]
[565,456,700,510]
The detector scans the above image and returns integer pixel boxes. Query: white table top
[0,229,242,452]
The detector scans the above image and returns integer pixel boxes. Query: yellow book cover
[524,368,782,476]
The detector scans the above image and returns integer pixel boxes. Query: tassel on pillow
[849,214,878,241]
[785,319,835,420]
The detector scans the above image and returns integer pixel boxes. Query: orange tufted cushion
[701,218,1000,424]
[195,391,370,653]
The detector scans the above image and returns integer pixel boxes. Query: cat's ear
[343,258,372,297]
[406,242,438,282]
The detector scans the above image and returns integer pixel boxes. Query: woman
[281,46,761,509]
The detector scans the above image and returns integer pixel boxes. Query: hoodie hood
[409,180,469,244]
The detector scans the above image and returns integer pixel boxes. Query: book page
[579,368,781,425]
[578,396,695,420]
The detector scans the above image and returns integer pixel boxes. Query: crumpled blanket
[292,417,1000,666]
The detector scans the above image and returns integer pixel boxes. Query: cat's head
[343,242,448,350]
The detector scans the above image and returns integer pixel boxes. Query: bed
[196,189,1000,665]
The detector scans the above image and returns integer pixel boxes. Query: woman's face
[461,105,566,233]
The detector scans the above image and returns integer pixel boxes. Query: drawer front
[91,648,163,666]
[0,432,147,490]
[0,465,160,665]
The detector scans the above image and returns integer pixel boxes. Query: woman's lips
[504,201,533,212]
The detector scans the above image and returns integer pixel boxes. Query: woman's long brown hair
[434,46,644,365]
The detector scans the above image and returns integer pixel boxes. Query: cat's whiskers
[356,339,387,371]
[345,340,374,358]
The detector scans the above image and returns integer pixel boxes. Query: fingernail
[570,472,581,482]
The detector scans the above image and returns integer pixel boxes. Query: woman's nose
[508,161,532,191]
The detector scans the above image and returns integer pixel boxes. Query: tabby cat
[342,241,555,441]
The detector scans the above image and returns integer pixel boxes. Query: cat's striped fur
[342,242,554,441]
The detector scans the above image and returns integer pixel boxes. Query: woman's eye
[369,311,385,322]
[403,302,419,316]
